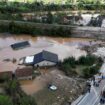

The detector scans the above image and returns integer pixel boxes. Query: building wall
[17,76,32,80]
[34,60,56,67]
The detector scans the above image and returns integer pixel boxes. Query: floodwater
[0,34,98,94]
[0,34,100,72]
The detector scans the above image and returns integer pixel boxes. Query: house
[34,50,58,67]
[23,50,58,67]
[11,41,30,50]
[19,56,34,65]
[24,56,34,65]
[0,71,13,80]
[15,67,33,80]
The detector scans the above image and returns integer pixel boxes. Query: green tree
[0,95,13,105]
[63,57,76,68]
[4,80,18,96]
[78,55,97,66]
[94,0,102,12]
[19,96,37,105]
[47,11,53,24]
[77,0,85,10]
[61,63,77,76]
[82,65,99,78]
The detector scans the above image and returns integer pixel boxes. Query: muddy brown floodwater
[0,35,101,71]
[0,34,101,95]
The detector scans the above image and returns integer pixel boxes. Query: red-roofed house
[15,67,33,80]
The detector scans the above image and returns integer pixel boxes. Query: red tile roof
[15,67,33,78]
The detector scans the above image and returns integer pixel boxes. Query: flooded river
[0,34,98,72]
[0,34,98,95]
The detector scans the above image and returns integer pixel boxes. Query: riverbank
[0,20,105,39]
[0,20,73,37]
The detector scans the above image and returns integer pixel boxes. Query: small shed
[11,41,30,50]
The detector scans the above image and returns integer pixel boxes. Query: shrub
[60,63,77,76]
[63,57,76,68]
[78,55,97,66]
[19,96,37,105]
[3,79,37,105]
[82,65,99,78]
[0,21,72,37]
[59,55,103,78]
[0,95,13,105]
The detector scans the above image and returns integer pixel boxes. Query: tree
[47,11,53,24]
[82,67,90,78]
[78,55,97,66]
[94,0,102,12]
[59,57,77,76]
[19,96,37,105]
[66,0,74,4]
[61,63,77,76]
[77,0,84,10]
[82,65,99,78]
[0,95,13,105]
[63,57,76,68]
[4,79,18,96]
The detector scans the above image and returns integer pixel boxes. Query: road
[77,79,105,105]
[73,62,105,105]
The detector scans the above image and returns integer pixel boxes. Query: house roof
[33,50,58,64]
[15,67,33,78]
[11,41,30,50]
[25,56,34,64]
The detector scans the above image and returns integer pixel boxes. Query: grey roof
[11,41,30,50]
[33,50,58,64]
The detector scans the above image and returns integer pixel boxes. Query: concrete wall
[34,60,56,67]
[17,76,32,80]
